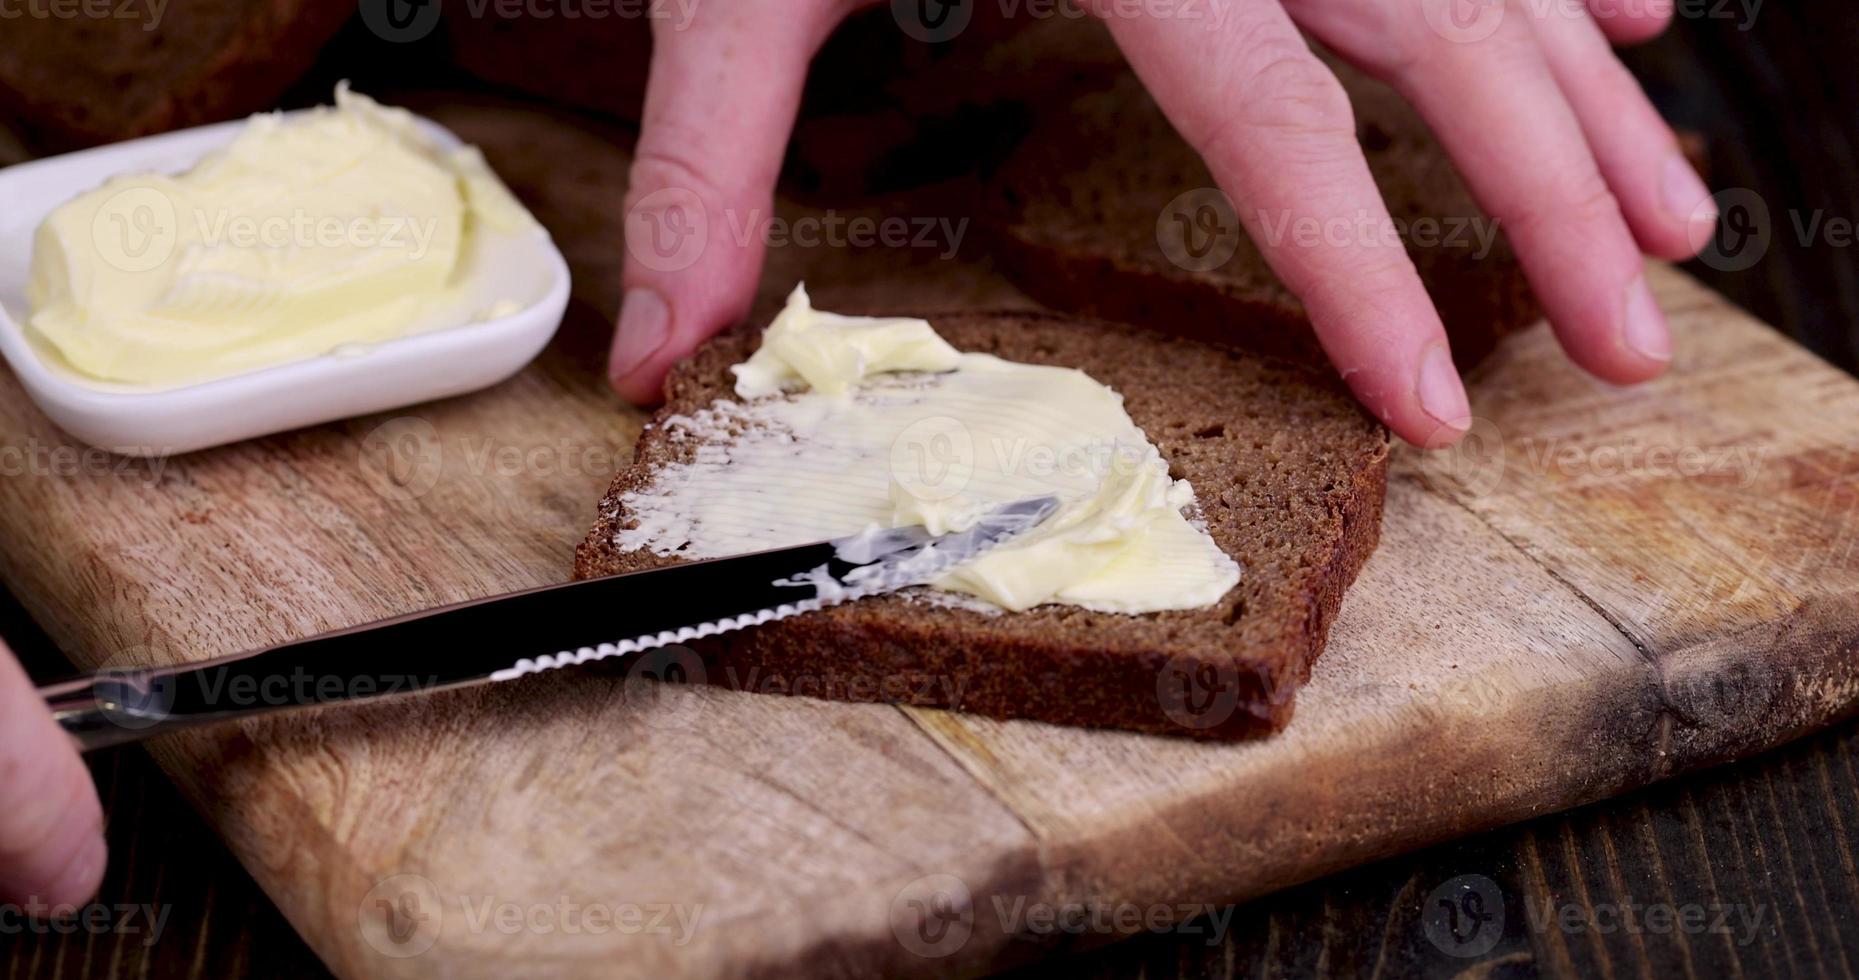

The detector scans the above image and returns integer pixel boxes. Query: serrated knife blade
[39,495,1059,751]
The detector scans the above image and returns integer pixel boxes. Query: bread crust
[576,312,1389,739]
[990,69,1540,370]
[0,0,353,150]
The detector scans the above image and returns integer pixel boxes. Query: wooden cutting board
[1,100,1856,979]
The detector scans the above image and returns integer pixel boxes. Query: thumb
[609,4,851,404]
[0,639,104,909]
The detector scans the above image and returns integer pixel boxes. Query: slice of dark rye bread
[992,63,1541,369]
[0,0,353,150]
[575,311,1391,740]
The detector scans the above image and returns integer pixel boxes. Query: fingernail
[1662,152,1716,226]
[610,288,671,383]
[45,834,106,912]
[1416,344,1472,436]
[1621,275,1672,363]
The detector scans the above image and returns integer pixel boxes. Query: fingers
[1584,0,1673,45]
[0,640,104,909]
[1388,13,1671,384]
[609,3,852,404]
[1099,4,1472,447]
[1529,6,1715,260]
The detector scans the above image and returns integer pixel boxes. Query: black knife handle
[35,494,1056,752]
[36,540,849,752]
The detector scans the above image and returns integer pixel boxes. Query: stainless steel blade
[39,495,1059,750]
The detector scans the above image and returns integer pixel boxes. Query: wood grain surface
[0,86,1855,979]
[7,7,1859,979]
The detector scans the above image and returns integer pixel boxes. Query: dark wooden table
[5,6,1858,979]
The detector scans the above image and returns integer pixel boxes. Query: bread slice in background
[576,312,1390,740]
[993,61,1541,369]
[0,0,353,150]
[442,8,653,135]
[443,6,1126,198]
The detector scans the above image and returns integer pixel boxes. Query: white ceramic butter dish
[0,111,570,457]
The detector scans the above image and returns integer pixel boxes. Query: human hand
[0,637,105,909]
[605,0,1713,448]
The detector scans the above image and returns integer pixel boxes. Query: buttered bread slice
[576,303,1389,740]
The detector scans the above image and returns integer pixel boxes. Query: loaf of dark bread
[443,8,653,128]
[0,0,353,150]
[993,62,1540,368]
[785,8,1126,195]
[443,6,1125,196]
[576,312,1390,739]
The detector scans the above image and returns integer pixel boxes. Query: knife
[39,495,1058,752]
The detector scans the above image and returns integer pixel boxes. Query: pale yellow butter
[25,84,538,387]
[618,285,1240,614]
[731,283,961,398]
